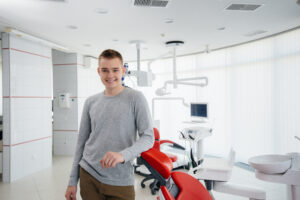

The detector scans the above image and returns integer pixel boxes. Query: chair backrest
[141,148,173,180]
[153,127,161,150]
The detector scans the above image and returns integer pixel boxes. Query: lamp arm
[177,76,208,84]
[163,76,208,88]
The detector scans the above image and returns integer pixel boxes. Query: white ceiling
[0,0,300,62]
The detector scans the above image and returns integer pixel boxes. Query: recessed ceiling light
[244,30,267,37]
[95,8,109,14]
[164,18,174,24]
[83,44,91,47]
[67,25,78,30]
[217,27,226,31]
[160,33,165,37]
[112,39,119,42]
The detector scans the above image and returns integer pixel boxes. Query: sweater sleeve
[120,91,154,162]
[68,99,92,186]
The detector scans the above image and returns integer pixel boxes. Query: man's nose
[107,71,114,77]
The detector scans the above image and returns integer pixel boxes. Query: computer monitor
[190,103,208,119]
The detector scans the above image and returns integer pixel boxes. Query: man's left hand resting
[100,152,125,168]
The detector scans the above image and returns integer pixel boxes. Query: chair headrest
[153,127,160,140]
[141,148,173,179]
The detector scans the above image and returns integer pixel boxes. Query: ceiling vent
[244,30,267,37]
[225,3,262,11]
[133,0,171,7]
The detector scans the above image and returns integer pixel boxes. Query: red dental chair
[141,148,213,200]
[134,128,187,195]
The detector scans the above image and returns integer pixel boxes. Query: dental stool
[135,127,187,195]
[141,148,213,200]
[190,149,266,200]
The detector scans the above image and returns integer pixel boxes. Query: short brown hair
[98,49,123,63]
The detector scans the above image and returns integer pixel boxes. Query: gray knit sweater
[68,87,154,186]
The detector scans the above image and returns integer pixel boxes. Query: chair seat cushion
[171,171,212,200]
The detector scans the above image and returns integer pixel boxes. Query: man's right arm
[68,99,92,186]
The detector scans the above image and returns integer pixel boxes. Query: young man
[65,49,154,200]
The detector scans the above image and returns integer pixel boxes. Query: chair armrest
[160,140,185,150]
[160,140,174,145]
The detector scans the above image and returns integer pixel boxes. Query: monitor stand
[183,118,208,124]
[191,119,207,123]
[186,118,208,124]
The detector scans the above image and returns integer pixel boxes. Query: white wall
[52,50,103,155]
[77,56,103,128]
[52,50,79,155]
[1,32,52,182]
[0,38,2,116]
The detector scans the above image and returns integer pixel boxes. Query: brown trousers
[79,167,135,200]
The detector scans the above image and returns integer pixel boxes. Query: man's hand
[65,186,77,200]
[100,152,125,168]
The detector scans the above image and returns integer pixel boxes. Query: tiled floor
[0,156,286,200]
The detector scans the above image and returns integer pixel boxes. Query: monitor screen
[191,103,207,118]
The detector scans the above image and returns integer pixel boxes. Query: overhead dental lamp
[165,40,184,47]
[155,87,171,96]
[155,40,208,96]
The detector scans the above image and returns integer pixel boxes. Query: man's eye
[101,69,108,72]
[113,69,119,72]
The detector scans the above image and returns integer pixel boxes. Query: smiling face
[97,57,125,94]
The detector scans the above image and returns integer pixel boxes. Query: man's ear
[122,66,125,75]
[97,67,101,75]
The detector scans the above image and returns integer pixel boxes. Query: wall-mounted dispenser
[58,93,71,108]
